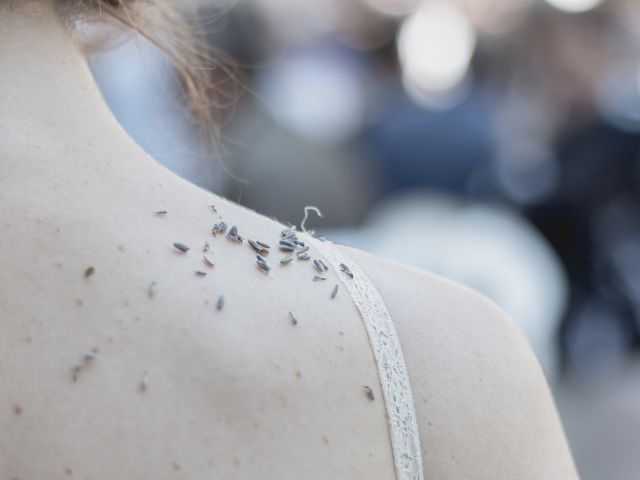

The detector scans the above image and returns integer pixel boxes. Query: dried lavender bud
[173,243,190,253]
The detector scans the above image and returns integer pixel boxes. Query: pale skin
[0,2,579,479]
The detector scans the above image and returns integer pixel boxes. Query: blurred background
[90,0,640,477]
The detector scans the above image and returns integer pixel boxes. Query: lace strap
[309,236,425,480]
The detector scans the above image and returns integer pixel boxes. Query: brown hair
[57,0,240,150]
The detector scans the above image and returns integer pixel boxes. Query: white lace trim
[308,235,425,480]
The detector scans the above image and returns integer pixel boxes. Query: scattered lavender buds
[248,239,260,251]
[226,225,244,243]
[71,352,96,382]
[280,255,294,265]
[84,266,95,278]
[280,229,302,245]
[173,242,190,253]
[279,240,295,252]
[340,263,353,279]
[289,311,298,326]
[195,271,207,277]
[256,255,271,275]
[212,222,228,236]
[313,276,326,281]
[331,284,339,299]
[154,210,168,216]
[249,239,269,256]
[363,385,375,401]
[313,259,324,273]
[216,295,225,311]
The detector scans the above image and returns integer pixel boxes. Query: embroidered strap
[308,235,425,480]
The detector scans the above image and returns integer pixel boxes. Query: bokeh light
[397,2,476,106]
[544,0,604,14]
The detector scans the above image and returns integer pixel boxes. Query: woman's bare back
[0,171,399,478]
[0,2,579,479]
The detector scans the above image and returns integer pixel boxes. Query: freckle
[172,462,180,471]
[422,398,427,403]
[64,466,73,476]
[55,262,64,269]
[322,435,329,445]
[90,346,100,354]
[233,458,240,467]
[252,421,260,429]
[133,316,141,322]
[25,336,32,343]
[13,405,23,416]
[294,370,302,379]
[123,300,130,307]
[118,245,125,252]
[338,331,344,336]
[74,299,83,307]
[427,421,432,426]
[337,346,344,352]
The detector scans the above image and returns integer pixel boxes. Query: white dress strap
[308,236,425,480]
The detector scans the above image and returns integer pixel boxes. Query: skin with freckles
[0,2,580,479]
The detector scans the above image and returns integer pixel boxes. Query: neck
[0,1,154,179]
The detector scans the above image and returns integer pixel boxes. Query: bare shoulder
[336,243,580,480]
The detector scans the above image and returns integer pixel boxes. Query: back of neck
[0,0,151,180]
